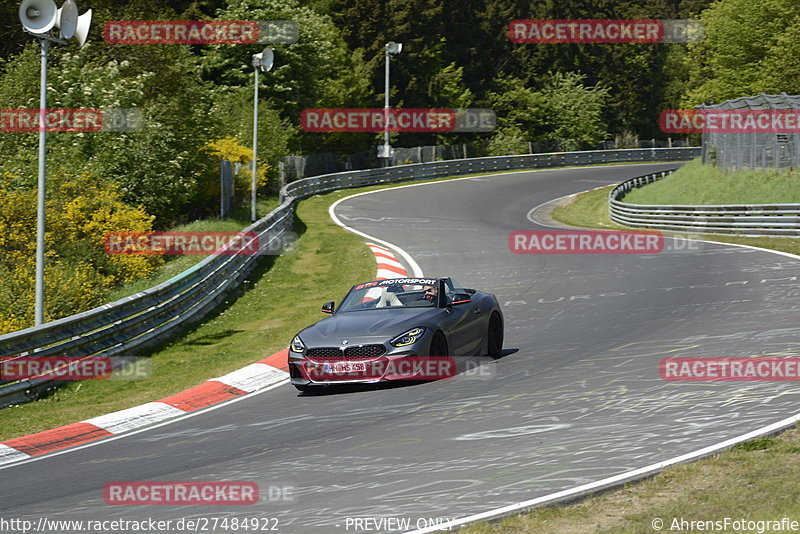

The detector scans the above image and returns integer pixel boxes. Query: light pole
[380,41,402,167]
[251,47,274,222]
[18,0,92,325]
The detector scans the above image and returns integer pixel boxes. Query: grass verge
[11,162,775,534]
[624,158,800,205]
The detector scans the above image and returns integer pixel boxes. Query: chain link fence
[699,93,800,171]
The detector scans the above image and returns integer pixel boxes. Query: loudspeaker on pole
[55,0,78,39]
[74,8,92,46]
[19,0,58,34]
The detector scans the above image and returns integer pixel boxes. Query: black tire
[294,384,319,393]
[487,312,503,358]
[429,331,449,357]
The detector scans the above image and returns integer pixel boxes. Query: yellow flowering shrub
[0,171,162,334]
[205,136,270,189]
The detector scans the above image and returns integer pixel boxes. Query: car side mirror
[447,293,472,306]
[321,301,335,314]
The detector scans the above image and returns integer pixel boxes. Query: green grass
[623,158,800,205]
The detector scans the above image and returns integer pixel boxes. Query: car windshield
[338,278,441,312]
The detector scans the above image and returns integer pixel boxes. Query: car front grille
[305,347,341,359]
[306,344,386,361]
[344,344,386,358]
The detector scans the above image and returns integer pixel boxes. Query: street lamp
[18,0,92,326]
[251,47,274,222]
[380,41,402,166]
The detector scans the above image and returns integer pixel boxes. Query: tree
[683,0,800,105]
[202,0,372,154]
[539,71,610,151]
[487,72,609,154]
[0,33,220,225]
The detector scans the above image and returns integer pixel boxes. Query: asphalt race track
[2,163,800,533]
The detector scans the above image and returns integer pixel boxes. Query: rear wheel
[487,312,503,358]
[429,331,448,357]
[294,384,319,393]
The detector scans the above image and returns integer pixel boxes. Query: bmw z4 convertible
[288,277,503,392]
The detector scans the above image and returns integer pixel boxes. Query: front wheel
[429,331,449,357]
[487,312,503,358]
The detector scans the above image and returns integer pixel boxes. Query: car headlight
[290,335,306,353]
[390,327,426,347]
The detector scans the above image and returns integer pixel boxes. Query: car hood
[298,308,442,345]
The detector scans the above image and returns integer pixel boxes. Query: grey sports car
[288,277,503,392]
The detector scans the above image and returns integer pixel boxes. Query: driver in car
[421,284,438,304]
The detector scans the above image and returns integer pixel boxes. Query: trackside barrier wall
[609,169,800,236]
[0,148,699,408]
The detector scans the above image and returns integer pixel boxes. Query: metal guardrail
[280,147,701,203]
[0,147,699,408]
[0,207,295,407]
[609,169,800,236]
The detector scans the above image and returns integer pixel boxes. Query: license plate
[323,362,366,374]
